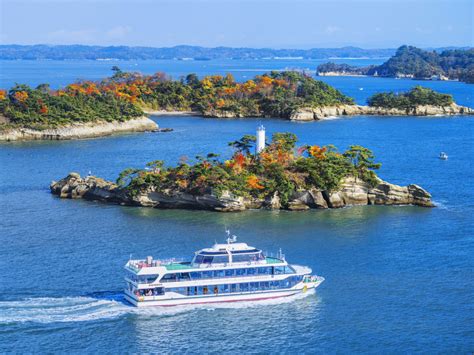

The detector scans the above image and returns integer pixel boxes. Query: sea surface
[0,60,473,353]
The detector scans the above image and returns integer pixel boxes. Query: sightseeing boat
[124,234,324,307]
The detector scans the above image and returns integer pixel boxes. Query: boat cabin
[193,242,265,265]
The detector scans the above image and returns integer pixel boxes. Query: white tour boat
[124,235,324,307]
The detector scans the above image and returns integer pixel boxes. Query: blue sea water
[0,60,473,353]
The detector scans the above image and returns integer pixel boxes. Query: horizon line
[1,43,473,51]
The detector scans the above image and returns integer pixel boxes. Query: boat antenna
[278,248,285,260]
[227,234,237,244]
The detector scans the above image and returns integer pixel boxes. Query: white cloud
[106,26,132,39]
[45,26,132,44]
[47,29,97,43]
[324,26,341,35]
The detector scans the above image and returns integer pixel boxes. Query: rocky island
[289,86,473,121]
[2,68,472,141]
[317,45,474,83]
[0,79,158,141]
[51,132,433,211]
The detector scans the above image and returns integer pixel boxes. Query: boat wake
[0,295,129,324]
[0,289,316,324]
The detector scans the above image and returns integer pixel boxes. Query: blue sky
[1,0,472,48]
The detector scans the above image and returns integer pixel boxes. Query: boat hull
[124,280,323,307]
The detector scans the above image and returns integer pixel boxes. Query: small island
[1,68,472,140]
[290,86,473,121]
[317,45,474,83]
[51,132,433,211]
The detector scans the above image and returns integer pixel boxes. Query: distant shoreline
[317,71,459,82]
[0,44,398,61]
[142,109,200,116]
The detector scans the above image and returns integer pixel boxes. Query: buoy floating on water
[439,152,448,160]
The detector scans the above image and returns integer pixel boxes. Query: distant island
[1,69,472,141]
[51,132,433,211]
[0,44,398,60]
[317,45,474,83]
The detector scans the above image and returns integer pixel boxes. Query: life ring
[303,285,308,292]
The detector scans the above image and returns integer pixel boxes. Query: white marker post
[256,125,265,154]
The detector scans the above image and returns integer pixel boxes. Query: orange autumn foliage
[308,145,327,159]
[242,80,257,93]
[39,105,48,115]
[259,151,276,165]
[234,152,246,167]
[247,175,264,190]
[14,91,29,103]
[84,83,100,95]
[176,179,189,189]
[259,76,273,86]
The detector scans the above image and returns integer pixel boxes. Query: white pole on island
[256,125,265,154]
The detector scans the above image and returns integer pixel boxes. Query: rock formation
[289,103,474,121]
[51,173,434,212]
[0,116,158,141]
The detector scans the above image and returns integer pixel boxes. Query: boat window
[246,268,256,275]
[138,287,164,296]
[235,268,246,276]
[274,266,285,274]
[137,275,159,283]
[213,269,225,278]
[194,254,215,264]
[257,267,271,274]
[212,255,229,264]
[225,269,234,277]
[169,287,187,294]
[161,273,177,282]
[230,249,260,254]
[190,272,201,279]
[232,253,258,262]
[202,256,213,264]
[202,271,213,279]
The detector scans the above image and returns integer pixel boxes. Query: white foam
[0,296,129,324]
[0,290,316,324]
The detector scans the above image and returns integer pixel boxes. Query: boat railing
[264,251,286,261]
[127,255,285,271]
[303,275,324,283]
[127,258,186,269]
[193,259,271,268]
